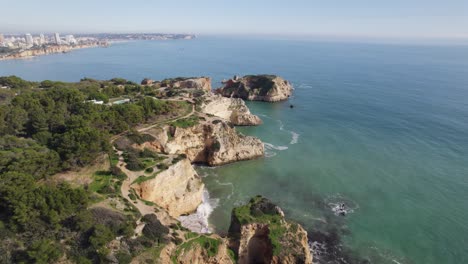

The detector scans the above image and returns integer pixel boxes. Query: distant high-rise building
[0,34,4,43]
[54,33,61,44]
[25,33,34,45]
[39,34,45,45]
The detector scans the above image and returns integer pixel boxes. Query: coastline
[0,43,108,61]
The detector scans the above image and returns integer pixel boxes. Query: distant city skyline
[1,0,467,42]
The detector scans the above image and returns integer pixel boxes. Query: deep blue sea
[1,37,468,264]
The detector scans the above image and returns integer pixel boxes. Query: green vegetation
[170,115,199,128]
[0,76,196,263]
[88,170,113,193]
[121,146,165,172]
[232,195,287,256]
[131,170,166,185]
[0,75,36,90]
[109,151,120,166]
[172,235,221,263]
[184,232,199,240]
[141,214,169,243]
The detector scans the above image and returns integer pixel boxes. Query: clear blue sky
[1,0,467,40]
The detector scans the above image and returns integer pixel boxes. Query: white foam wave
[179,189,218,234]
[298,83,312,89]
[290,131,299,144]
[277,120,300,145]
[324,194,359,216]
[264,142,288,151]
[258,114,272,119]
[214,179,234,199]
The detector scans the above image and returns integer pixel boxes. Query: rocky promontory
[216,75,293,102]
[228,196,313,264]
[145,76,263,125]
[141,118,264,166]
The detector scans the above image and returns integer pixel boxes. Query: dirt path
[116,148,156,216]
[137,104,195,133]
[110,99,195,222]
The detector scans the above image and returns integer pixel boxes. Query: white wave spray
[179,189,219,234]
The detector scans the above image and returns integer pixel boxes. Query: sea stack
[228,196,313,264]
[216,74,293,102]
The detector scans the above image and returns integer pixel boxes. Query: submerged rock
[216,75,293,102]
[228,196,313,264]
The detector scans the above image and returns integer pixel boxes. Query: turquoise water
[1,37,468,263]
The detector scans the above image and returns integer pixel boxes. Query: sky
[1,0,467,40]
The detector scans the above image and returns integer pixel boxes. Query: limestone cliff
[200,94,262,126]
[228,196,313,264]
[216,75,293,102]
[133,158,204,218]
[142,120,264,166]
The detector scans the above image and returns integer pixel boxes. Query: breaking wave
[324,193,360,216]
[179,189,219,234]
[264,142,289,151]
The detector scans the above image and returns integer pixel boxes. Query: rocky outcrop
[141,78,155,85]
[216,75,293,102]
[142,120,264,166]
[161,77,212,92]
[228,196,313,264]
[200,94,262,126]
[133,158,204,218]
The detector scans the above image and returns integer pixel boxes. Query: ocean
[1,36,467,263]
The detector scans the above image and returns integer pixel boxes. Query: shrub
[88,224,114,249]
[115,251,132,264]
[26,239,63,264]
[157,163,169,170]
[141,215,169,243]
[110,166,127,180]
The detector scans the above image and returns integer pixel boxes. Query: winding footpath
[110,100,196,224]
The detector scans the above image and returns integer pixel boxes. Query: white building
[25,33,34,46]
[65,34,76,45]
[39,34,45,45]
[0,34,4,43]
[54,33,61,45]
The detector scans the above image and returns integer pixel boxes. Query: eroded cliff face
[142,121,264,166]
[229,196,313,264]
[133,158,204,218]
[200,94,262,126]
[216,75,293,102]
